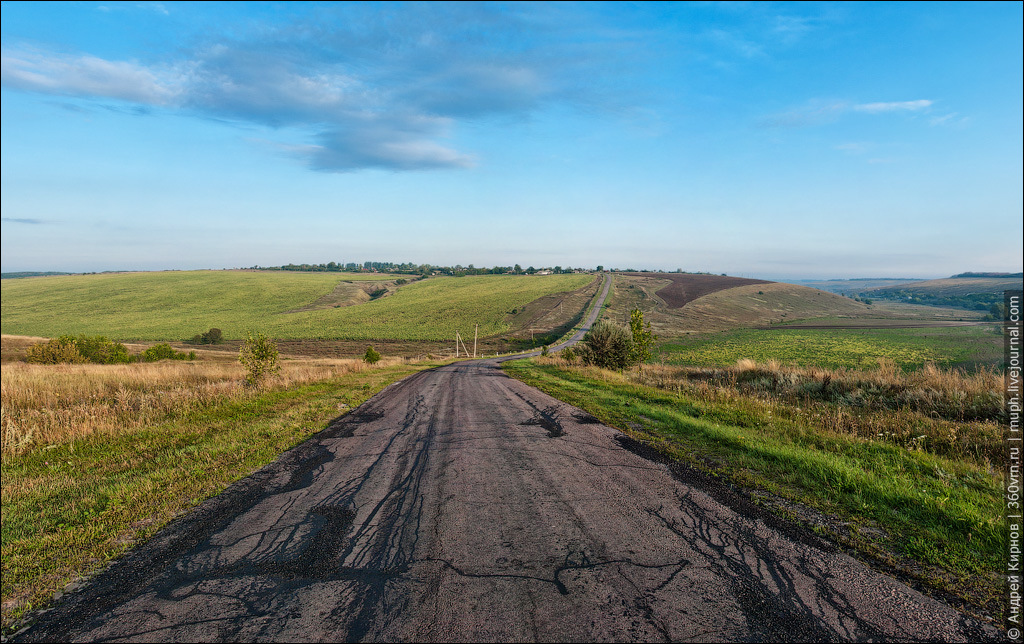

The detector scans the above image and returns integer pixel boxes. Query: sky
[1,1,1021,279]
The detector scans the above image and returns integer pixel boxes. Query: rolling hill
[606,273,871,336]
[0,270,596,342]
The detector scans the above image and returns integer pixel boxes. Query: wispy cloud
[834,142,871,154]
[1,48,183,104]
[759,100,849,128]
[1,4,631,172]
[852,99,932,113]
[762,98,940,128]
[2,217,48,225]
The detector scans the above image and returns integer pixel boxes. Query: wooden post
[474,324,478,358]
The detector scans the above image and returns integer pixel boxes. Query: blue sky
[1,1,1021,279]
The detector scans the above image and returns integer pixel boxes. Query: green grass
[0,271,594,342]
[0,360,436,630]
[658,326,1003,370]
[502,359,1004,613]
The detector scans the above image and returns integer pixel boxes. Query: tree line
[249,261,589,276]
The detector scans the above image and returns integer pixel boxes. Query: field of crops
[0,271,594,342]
[657,325,1003,370]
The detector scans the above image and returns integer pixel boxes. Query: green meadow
[1,271,594,341]
[657,326,1003,370]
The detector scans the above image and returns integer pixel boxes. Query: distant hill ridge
[1,272,73,279]
[951,272,1023,278]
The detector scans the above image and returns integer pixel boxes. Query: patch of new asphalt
[11,274,1001,642]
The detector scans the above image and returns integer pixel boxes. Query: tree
[364,345,381,364]
[239,332,279,388]
[581,321,633,370]
[628,308,656,371]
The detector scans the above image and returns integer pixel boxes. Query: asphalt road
[13,274,1000,642]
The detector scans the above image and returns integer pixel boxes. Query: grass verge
[502,358,1004,622]
[0,360,438,632]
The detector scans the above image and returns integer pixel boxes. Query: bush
[142,343,195,362]
[190,328,224,344]
[75,335,132,364]
[25,336,87,364]
[25,335,130,365]
[582,321,633,370]
[364,345,381,364]
[239,332,279,388]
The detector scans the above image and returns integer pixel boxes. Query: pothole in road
[521,411,564,438]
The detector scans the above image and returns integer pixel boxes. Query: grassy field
[503,357,1005,619]
[0,352,445,630]
[656,325,1004,370]
[1,271,594,342]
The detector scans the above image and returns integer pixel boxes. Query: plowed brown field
[623,273,770,309]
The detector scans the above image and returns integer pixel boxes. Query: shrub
[25,335,131,365]
[364,345,381,364]
[582,321,633,370]
[75,335,131,364]
[239,332,279,387]
[142,343,195,362]
[190,328,224,344]
[25,336,87,364]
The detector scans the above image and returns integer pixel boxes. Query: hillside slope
[605,274,871,336]
[0,270,595,341]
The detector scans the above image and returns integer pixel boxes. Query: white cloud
[1,5,642,172]
[762,98,941,128]
[852,100,933,113]
[834,142,870,154]
[1,48,183,105]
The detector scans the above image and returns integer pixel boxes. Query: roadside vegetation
[503,356,1005,619]
[1,340,447,629]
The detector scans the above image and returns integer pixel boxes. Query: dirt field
[621,273,770,309]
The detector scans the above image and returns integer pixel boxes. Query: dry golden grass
[1,355,410,458]
[543,354,1004,465]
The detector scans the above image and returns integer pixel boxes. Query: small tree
[582,321,633,370]
[628,308,656,371]
[239,332,279,388]
[364,345,381,364]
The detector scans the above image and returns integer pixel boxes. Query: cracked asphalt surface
[13,276,1001,642]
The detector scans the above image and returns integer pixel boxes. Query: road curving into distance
[13,273,999,642]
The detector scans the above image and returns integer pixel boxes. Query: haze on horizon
[1,1,1021,281]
